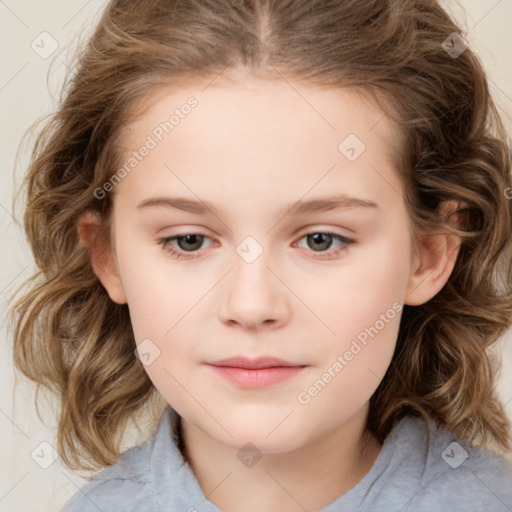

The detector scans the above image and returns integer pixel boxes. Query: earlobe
[404,201,462,306]
[77,210,128,305]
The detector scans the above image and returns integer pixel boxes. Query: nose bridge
[218,234,288,328]
[231,234,276,300]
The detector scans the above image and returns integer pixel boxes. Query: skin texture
[78,74,460,512]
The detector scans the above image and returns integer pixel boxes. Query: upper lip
[206,356,305,370]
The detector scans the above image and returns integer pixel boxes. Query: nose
[217,249,290,331]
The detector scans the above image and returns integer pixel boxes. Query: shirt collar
[149,405,222,511]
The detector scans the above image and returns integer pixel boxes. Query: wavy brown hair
[8,0,512,472]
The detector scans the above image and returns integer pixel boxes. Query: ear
[77,210,127,305]
[405,200,462,306]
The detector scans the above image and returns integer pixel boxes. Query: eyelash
[157,230,356,261]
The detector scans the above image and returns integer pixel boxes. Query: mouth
[205,356,308,388]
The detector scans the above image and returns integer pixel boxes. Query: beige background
[1,1,511,510]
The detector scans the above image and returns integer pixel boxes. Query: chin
[207,419,310,454]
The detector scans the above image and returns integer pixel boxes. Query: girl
[9,0,512,510]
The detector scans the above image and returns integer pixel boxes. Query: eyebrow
[136,194,379,216]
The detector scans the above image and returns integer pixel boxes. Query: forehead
[112,76,405,213]
[120,76,401,158]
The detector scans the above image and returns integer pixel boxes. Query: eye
[157,230,355,260]
[157,233,213,260]
[294,231,355,260]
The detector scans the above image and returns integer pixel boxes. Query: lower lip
[207,365,307,388]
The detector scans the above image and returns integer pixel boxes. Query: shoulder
[379,415,512,511]
[59,441,157,512]
[412,437,512,510]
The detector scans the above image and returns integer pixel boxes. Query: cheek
[113,232,209,396]
[312,225,411,341]
[302,225,410,394]
[113,225,191,339]
[298,279,402,424]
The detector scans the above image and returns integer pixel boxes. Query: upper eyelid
[161,223,355,237]
[163,229,353,240]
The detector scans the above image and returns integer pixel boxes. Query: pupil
[179,234,202,251]
[309,233,331,251]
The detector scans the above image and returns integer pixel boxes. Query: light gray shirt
[59,405,512,511]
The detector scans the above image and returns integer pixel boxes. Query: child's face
[98,76,430,452]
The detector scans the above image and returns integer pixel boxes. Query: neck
[178,406,382,512]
